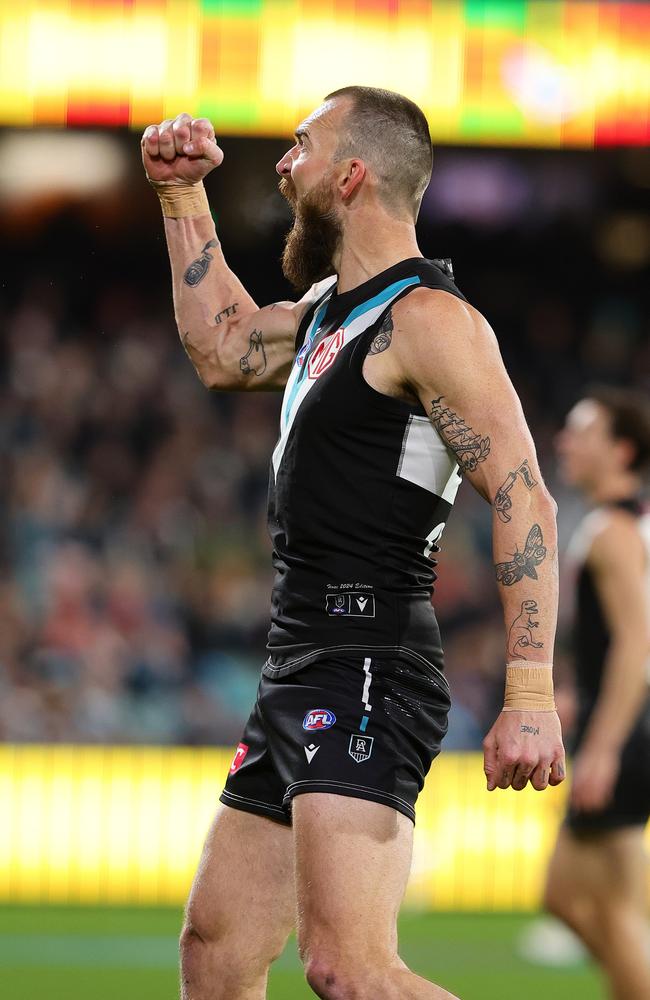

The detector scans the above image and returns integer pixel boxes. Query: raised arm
[570,513,650,812]
[141,113,320,391]
[388,288,565,793]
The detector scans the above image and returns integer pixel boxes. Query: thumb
[483,735,498,792]
[182,136,224,166]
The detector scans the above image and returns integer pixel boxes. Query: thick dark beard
[279,177,342,293]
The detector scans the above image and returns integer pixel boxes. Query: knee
[180,912,285,989]
[303,947,378,1000]
[304,956,358,1000]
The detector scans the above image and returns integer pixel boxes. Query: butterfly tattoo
[495,524,547,587]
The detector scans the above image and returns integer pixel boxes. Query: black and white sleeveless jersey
[569,497,650,708]
[264,257,467,679]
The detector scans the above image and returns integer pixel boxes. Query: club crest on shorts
[229,742,249,775]
[303,709,337,731]
[349,734,374,763]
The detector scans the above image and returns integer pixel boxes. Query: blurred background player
[544,387,650,999]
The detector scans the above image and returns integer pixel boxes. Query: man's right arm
[162,207,318,391]
[143,113,317,391]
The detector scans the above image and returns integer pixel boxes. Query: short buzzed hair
[587,384,650,473]
[325,85,433,220]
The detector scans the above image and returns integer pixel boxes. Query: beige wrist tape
[503,662,555,712]
[151,183,210,219]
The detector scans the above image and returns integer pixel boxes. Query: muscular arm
[387,288,564,791]
[581,515,649,753]
[142,113,323,392]
[164,210,321,391]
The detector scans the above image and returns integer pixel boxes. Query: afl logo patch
[303,709,337,731]
[308,328,344,380]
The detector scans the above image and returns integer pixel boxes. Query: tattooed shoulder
[367,309,394,356]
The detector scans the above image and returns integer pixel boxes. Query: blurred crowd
[0,135,647,747]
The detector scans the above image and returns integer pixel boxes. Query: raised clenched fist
[141,113,224,187]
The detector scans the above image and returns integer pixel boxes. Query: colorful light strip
[0,2,648,145]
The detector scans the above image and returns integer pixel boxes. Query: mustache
[278,176,297,208]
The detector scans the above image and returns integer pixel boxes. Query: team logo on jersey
[307,328,344,380]
[303,709,337,731]
[349,734,374,763]
[229,742,249,775]
[326,593,376,617]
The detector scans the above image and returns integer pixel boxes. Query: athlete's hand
[141,113,224,186]
[570,745,620,813]
[483,710,566,792]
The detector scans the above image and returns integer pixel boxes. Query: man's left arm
[389,288,565,792]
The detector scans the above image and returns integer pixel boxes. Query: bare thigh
[183,804,295,963]
[293,794,414,965]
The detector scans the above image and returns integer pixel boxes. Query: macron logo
[304,744,320,764]
[356,597,368,612]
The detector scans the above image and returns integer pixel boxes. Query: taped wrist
[503,662,555,712]
[151,182,210,219]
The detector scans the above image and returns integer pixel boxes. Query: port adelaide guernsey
[264,257,467,680]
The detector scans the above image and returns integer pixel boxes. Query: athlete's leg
[293,794,459,999]
[180,804,294,1000]
[544,824,650,999]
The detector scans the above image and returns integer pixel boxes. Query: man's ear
[336,158,366,201]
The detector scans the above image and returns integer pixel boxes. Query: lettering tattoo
[521,724,540,736]
[494,459,538,523]
[507,599,544,660]
[495,524,547,586]
[367,309,393,356]
[429,397,490,473]
[183,239,219,287]
[239,329,267,376]
[215,303,238,325]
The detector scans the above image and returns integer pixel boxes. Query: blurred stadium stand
[0,129,647,749]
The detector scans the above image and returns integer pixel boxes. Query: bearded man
[142,86,565,1000]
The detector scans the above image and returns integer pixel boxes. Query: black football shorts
[567,700,650,833]
[220,653,451,824]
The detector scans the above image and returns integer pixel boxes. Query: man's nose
[276,150,293,176]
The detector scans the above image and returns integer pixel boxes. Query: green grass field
[0,906,604,999]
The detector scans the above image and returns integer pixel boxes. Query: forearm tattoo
[495,524,547,586]
[494,459,538,523]
[215,303,238,325]
[239,329,267,376]
[367,309,393,356]
[183,239,219,287]
[429,397,491,473]
[507,599,544,660]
